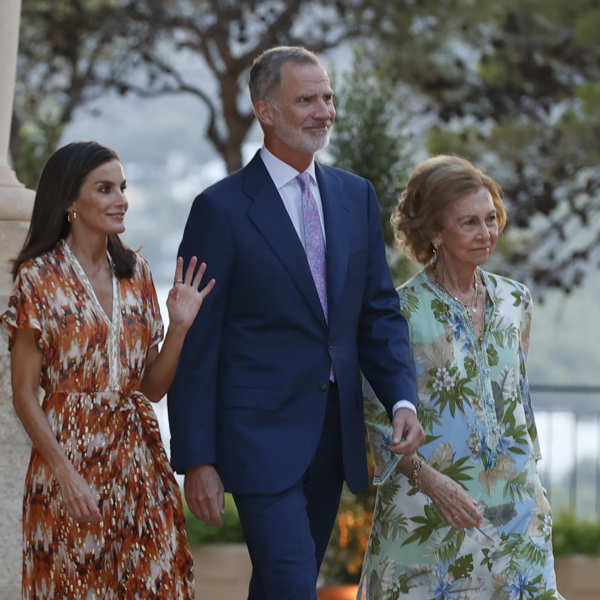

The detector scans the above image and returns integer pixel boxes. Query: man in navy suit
[168,46,424,599]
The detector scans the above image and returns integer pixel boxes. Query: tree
[327,47,416,285]
[366,0,600,293]
[12,0,162,187]
[14,1,385,183]
[117,0,385,173]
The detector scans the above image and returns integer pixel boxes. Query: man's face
[268,60,336,158]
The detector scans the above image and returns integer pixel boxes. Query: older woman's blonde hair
[391,155,507,265]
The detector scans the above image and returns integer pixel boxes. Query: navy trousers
[233,384,345,600]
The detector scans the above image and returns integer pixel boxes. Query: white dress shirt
[259,146,415,416]
[259,146,325,247]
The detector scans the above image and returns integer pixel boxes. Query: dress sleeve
[139,257,164,350]
[363,376,401,485]
[363,285,418,486]
[519,285,542,462]
[0,263,47,352]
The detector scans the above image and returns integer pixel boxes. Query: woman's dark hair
[12,141,135,280]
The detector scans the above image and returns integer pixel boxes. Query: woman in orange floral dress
[2,141,214,599]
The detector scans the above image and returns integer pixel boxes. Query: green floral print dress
[358,269,564,600]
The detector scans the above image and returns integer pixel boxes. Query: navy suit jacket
[168,151,416,494]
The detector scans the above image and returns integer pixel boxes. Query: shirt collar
[260,145,317,190]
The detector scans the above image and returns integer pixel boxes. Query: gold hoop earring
[67,210,78,223]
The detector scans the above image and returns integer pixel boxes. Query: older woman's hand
[419,466,482,530]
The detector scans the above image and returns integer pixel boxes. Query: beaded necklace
[434,265,481,316]
[433,265,486,342]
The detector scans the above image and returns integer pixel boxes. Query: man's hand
[389,407,425,455]
[184,464,225,527]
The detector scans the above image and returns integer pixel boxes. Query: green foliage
[439,456,474,489]
[437,529,466,562]
[369,0,600,293]
[486,345,499,367]
[448,553,473,580]
[13,0,159,184]
[480,548,494,571]
[11,115,64,189]
[417,405,442,432]
[431,298,451,322]
[328,45,419,287]
[427,361,474,417]
[573,9,600,47]
[576,82,600,115]
[520,538,547,567]
[552,511,600,556]
[184,494,244,546]
[403,502,447,545]
[329,46,411,247]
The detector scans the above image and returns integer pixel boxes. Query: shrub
[552,511,600,556]
[320,484,374,584]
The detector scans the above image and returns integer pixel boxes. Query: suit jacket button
[320,382,328,391]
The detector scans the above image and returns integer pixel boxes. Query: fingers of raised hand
[174,256,184,285]
[173,256,199,287]
[190,259,206,289]
[183,256,199,286]
[175,257,215,298]
[199,277,216,300]
[190,261,216,301]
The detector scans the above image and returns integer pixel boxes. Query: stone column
[0,0,35,598]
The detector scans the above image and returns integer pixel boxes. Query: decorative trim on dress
[61,239,122,391]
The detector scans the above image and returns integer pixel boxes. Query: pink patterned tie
[297,172,328,321]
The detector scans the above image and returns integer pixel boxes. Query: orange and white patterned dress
[2,240,194,599]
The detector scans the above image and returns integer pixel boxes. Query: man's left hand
[389,408,425,455]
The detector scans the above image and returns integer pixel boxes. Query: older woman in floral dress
[3,141,214,599]
[358,155,564,599]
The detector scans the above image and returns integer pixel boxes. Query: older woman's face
[434,186,498,268]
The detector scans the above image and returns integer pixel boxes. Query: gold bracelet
[408,455,424,490]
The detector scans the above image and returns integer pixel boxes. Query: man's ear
[254,99,275,127]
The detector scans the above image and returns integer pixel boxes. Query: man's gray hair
[249,46,321,104]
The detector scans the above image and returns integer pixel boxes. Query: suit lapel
[316,163,352,321]
[244,153,327,326]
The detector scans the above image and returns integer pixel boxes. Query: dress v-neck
[61,239,122,391]
[62,239,117,325]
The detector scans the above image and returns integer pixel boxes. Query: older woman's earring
[432,243,438,260]
[67,210,77,223]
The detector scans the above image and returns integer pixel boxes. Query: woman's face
[434,186,498,269]
[69,159,128,236]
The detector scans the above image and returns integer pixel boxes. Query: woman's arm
[140,257,215,402]
[396,454,482,530]
[11,328,101,523]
